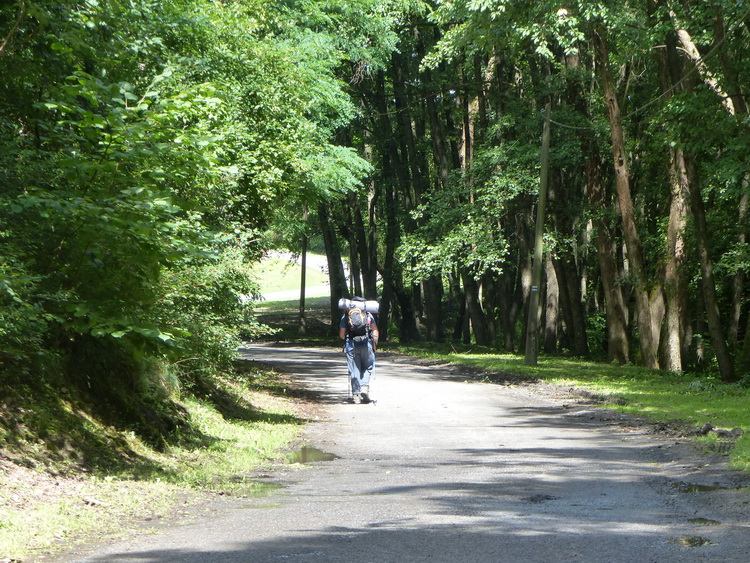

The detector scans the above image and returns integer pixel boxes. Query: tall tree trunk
[741,313,750,374]
[461,269,491,346]
[662,146,690,371]
[594,26,661,368]
[650,4,691,371]
[713,10,750,350]
[496,270,516,352]
[448,269,467,341]
[392,51,426,207]
[514,210,534,354]
[729,182,748,348]
[371,70,420,342]
[662,6,735,379]
[543,255,560,354]
[318,202,348,333]
[554,253,590,357]
[565,38,628,363]
[686,158,735,381]
[482,271,498,346]
[422,276,444,342]
[694,280,706,367]
[298,206,308,335]
[585,147,629,363]
[344,199,363,298]
[350,192,377,300]
[360,125,380,301]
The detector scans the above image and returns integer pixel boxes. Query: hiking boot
[360,386,370,403]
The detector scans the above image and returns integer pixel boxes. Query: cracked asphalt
[66,344,750,562]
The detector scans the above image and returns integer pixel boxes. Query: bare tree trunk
[713,11,750,350]
[585,149,629,363]
[482,272,498,345]
[517,211,534,354]
[662,147,690,371]
[687,159,735,381]
[448,269,467,341]
[594,26,661,368]
[729,183,748,348]
[543,255,559,354]
[423,276,444,342]
[741,313,750,374]
[661,5,735,379]
[649,5,691,371]
[344,198,363,298]
[497,270,517,352]
[318,202,349,333]
[298,206,308,335]
[461,269,491,346]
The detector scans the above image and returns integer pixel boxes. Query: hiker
[339,300,379,404]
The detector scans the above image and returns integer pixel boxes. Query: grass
[0,365,307,561]
[393,343,750,472]
[253,254,328,294]
[0,477,190,559]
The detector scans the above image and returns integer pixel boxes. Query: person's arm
[339,326,347,340]
[370,322,379,351]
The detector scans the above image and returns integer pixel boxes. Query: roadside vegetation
[0,359,311,561]
[0,255,326,561]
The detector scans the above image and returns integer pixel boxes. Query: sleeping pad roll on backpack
[337,298,379,314]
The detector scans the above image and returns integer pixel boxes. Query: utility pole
[298,205,308,335]
[524,102,552,366]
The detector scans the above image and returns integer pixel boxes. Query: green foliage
[0,0,385,456]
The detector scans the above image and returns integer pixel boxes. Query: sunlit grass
[252,254,327,294]
[258,295,330,314]
[0,478,184,559]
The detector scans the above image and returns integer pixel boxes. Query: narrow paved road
[70,344,749,562]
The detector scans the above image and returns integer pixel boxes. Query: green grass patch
[258,295,331,313]
[253,254,328,294]
[394,344,750,472]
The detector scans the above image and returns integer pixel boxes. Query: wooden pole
[298,205,309,334]
[525,102,552,366]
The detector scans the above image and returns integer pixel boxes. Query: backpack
[347,306,369,341]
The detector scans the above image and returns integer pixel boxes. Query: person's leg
[360,344,374,388]
[356,344,375,401]
[346,347,361,397]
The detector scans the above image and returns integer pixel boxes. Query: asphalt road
[67,344,750,562]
